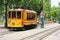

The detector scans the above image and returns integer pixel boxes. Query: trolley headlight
[12,22,15,25]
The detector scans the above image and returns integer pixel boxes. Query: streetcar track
[20,25,60,40]
[37,27,60,40]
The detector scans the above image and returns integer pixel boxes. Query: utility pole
[40,0,44,28]
[5,0,8,28]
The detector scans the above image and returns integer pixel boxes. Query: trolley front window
[12,12,16,18]
[17,12,21,18]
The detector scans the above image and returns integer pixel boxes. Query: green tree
[50,6,59,21]
[0,0,47,17]
[43,0,51,20]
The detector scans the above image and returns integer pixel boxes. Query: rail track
[20,25,60,40]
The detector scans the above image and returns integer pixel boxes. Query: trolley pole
[5,0,8,28]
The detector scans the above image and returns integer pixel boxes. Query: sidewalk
[0,25,8,33]
[0,24,4,28]
[0,23,60,40]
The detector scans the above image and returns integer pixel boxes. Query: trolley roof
[9,9,37,13]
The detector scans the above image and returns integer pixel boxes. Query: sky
[51,0,60,7]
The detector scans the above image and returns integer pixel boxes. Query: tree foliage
[43,0,51,20]
[50,6,59,21]
[0,0,59,21]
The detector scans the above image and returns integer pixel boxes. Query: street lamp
[5,0,8,28]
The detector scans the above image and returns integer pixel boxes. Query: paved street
[42,28,60,40]
[0,23,60,40]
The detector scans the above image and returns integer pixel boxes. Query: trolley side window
[27,13,36,20]
[12,12,16,18]
[8,12,11,18]
[17,12,21,18]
